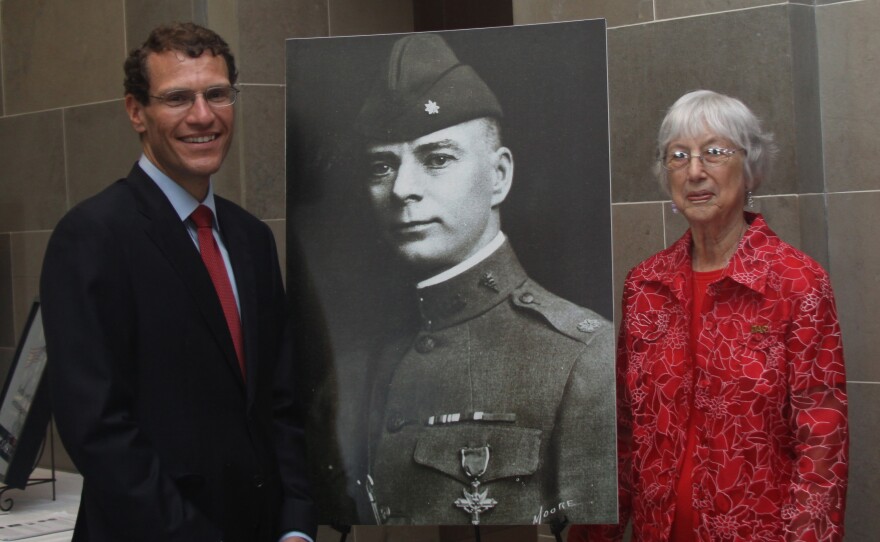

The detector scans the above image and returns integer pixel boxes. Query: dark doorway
[413,0,513,31]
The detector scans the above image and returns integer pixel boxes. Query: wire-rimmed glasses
[661,147,743,171]
[149,86,239,109]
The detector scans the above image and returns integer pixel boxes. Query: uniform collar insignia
[479,272,500,292]
[577,319,602,333]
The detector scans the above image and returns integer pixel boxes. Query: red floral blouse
[571,213,848,541]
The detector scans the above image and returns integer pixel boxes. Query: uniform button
[519,292,535,304]
[415,335,436,353]
[253,475,265,488]
[387,416,407,433]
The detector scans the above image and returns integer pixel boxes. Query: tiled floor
[0,468,80,541]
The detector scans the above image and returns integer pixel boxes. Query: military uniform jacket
[366,241,618,525]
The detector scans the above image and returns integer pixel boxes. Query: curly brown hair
[124,22,238,105]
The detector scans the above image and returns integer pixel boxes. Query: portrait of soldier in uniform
[285,21,616,526]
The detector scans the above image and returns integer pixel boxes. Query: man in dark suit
[350,33,617,527]
[40,23,315,542]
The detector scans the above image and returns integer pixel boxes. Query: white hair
[654,90,777,194]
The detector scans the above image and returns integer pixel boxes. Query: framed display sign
[286,20,617,526]
[0,301,52,489]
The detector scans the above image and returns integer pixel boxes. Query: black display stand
[0,420,57,511]
[331,521,571,541]
[332,523,351,542]
[549,515,569,542]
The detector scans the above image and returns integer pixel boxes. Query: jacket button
[415,335,436,353]
[387,415,407,433]
[253,475,265,488]
[519,293,535,304]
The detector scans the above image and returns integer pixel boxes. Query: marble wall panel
[237,0,328,84]
[612,202,666,322]
[0,110,66,233]
[0,12,4,118]
[512,0,654,28]
[1,0,124,114]
[663,204,690,248]
[655,0,783,20]
[788,4,824,195]
[827,191,880,383]
[751,195,802,250]
[608,5,799,203]
[209,101,245,206]
[203,0,241,58]
[798,193,829,271]
[64,101,143,207]
[124,0,196,49]
[0,236,12,347]
[11,232,50,341]
[240,85,286,219]
[329,0,414,36]
[816,0,880,193]
[265,219,287,286]
[845,383,880,539]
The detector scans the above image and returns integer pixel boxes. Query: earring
[670,202,679,214]
[746,191,755,209]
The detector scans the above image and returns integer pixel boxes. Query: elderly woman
[570,90,848,541]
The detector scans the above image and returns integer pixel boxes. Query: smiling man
[40,23,315,542]
[353,33,617,527]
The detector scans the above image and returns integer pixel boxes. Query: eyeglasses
[661,147,743,171]
[149,86,239,109]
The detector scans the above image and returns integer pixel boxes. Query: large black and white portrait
[286,20,616,526]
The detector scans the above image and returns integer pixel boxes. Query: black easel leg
[549,515,569,542]
[333,523,351,542]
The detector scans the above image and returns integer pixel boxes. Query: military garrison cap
[354,33,503,142]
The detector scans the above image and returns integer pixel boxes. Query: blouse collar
[639,212,778,299]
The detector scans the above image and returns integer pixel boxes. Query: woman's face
[665,133,748,230]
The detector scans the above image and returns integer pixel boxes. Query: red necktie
[190,205,246,379]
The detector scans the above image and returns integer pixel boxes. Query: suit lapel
[216,198,260,407]
[125,165,246,391]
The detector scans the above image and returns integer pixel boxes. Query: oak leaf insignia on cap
[354,33,502,141]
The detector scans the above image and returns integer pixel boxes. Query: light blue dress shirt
[139,155,241,313]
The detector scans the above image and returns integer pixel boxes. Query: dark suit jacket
[40,164,316,542]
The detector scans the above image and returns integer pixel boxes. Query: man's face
[125,51,234,193]
[365,119,512,275]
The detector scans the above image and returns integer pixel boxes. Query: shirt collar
[138,154,217,223]
[640,212,776,298]
[417,231,506,289]
[416,238,528,331]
